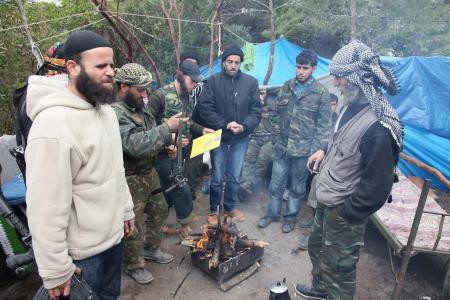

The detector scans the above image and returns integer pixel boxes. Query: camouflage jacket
[250,93,279,143]
[273,77,332,157]
[148,82,204,139]
[112,101,172,176]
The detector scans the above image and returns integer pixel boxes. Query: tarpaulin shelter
[200,38,450,191]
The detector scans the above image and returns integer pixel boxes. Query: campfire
[182,212,268,290]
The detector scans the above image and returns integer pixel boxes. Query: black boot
[295,283,327,300]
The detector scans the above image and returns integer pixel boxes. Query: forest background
[1,0,449,134]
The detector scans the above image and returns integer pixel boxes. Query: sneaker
[299,214,314,228]
[143,248,173,264]
[282,220,296,233]
[238,187,251,202]
[126,268,154,284]
[257,215,273,228]
[224,209,245,222]
[295,283,327,300]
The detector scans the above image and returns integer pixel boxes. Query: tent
[199,37,330,86]
[200,39,450,191]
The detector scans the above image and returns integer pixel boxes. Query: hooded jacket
[193,70,262,144]
[25,74,134,289]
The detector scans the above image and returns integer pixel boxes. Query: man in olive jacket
[258,49,332,233]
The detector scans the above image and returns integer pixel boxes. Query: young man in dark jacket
[194,45,262,220]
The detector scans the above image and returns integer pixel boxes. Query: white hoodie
[25,75,134,289]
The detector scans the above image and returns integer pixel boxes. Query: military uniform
[112,101,172,271]
[148,83,204,224]
[262,77,331,225]
[240,94,278,193]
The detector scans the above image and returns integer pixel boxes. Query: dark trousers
[73,242,123,300]
[308,203,367,300]
[155,152,193,223]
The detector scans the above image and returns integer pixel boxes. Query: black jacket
[193,70,262,143]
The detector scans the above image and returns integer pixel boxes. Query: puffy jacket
[194,70,262,144]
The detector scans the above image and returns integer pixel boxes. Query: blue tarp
[2,172,26,205]
[200,37,330,86]
[200,39,449,191]
[381,56,450,140]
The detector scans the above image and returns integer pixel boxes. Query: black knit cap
[64,30,111,58]
[180,50,200,64]
[221,45,244,62]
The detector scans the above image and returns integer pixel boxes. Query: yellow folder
[190,129,222,158]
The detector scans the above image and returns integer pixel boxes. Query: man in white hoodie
[25,30,135,300]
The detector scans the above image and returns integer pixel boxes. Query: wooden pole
[263,0,275,85]
[400,152,450,189]
[391,179,431,300]
[16,0,43,68]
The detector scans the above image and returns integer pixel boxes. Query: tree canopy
[1,0,449,134]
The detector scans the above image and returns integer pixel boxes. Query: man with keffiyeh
[295,40,403,300]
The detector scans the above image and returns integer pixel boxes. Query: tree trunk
[350,0,357,40]
[263,0,275,86]
[209,0,223,78]
[160,0,182,66]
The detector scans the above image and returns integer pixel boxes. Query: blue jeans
[73,242,123,300]
[210,136,249,212]
[266,155,309,222]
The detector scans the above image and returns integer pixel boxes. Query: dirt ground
[1,183,448,300]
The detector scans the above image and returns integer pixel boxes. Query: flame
[196,225,209,249]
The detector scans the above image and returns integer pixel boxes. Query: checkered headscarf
[329,40,403,148]
[115,63,152,87]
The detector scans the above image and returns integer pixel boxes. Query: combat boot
[126,268,154,284]
[144,248,174,264]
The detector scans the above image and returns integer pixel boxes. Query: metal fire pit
[191,246,264,288]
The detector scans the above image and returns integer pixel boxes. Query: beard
[340,81,367,107]
[123,91,144,110]
[75,67,117,106]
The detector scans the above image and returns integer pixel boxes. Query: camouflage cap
[115,63,153,87]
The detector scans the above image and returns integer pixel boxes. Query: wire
[222,26,249,44]
[119,17,209,50]
[111,11,218,26]
[36,18,105,43]
[0,11,97,33]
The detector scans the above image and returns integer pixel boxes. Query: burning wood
[183,213,268,270]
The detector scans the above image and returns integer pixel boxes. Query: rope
[119,17,209,50]
[0,10,97,33]
[36,18,105,43]
[112,11,218,26]
[222,26,249,44]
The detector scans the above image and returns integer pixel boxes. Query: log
[400,152,450,189]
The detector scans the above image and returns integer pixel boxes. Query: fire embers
[182,213,268,270]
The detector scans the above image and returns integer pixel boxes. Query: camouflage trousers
[123,169,168,271]
[308,202,367,300]
[240,138,274,192]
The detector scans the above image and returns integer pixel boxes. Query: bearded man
[295,40,402,300]
[25,30,135,300]
[112,63,186,284]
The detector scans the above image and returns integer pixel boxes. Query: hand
[227,121,244,134]
[166,112,189,133]
[202,127,215,135]
[47,267,81,300]
[307,150,325,173]
[124,219,135,238]
[178,225,192,238]
[181,136,190,147]
[166,145,177,159]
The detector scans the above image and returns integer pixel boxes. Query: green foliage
[0,0,448,135]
